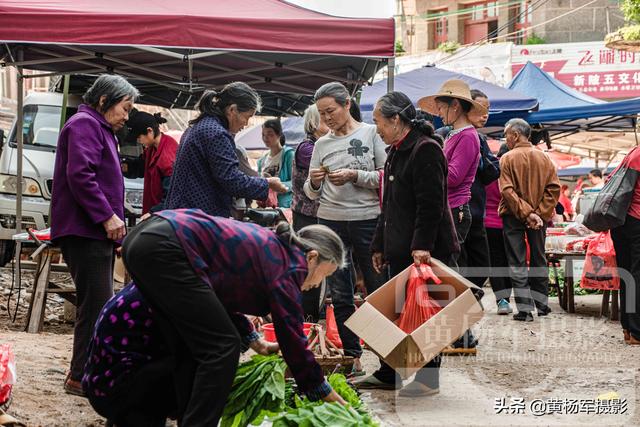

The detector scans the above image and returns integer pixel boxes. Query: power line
[436,0,549,66]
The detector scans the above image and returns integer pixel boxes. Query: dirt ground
[2,269,640,426]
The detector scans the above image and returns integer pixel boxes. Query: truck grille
[46,179,53,194]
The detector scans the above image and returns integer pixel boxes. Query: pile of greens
[271,374,378,426]
[222,357,378,427]
[221,354,287,427]
[272,399,378,427]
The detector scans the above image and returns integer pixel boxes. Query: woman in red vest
[123,111,179,214]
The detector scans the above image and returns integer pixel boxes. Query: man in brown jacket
[499,119,560,322]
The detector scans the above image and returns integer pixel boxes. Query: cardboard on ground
[345,258,484,378]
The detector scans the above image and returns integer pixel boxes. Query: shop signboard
[512,41,640,99]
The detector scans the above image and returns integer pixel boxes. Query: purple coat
[51,105,124,242]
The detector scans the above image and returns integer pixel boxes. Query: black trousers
[293,211,322,322]
[89,357,177,427]
[502,215,550,313]
[459,215,491,288]
[59,236,114,381]
[317,218,387,358]
[486,227,513,303]
[373,259,443,389]
[451,204,472,263]
[121,217,241,427]
[611,215,640,340]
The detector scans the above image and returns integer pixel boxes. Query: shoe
[628,334,640,346]
[352,374,399,390]
[64,374,86,397]
[451,330,478,349]
[497,299,513,315]
[513,312,534,322]
[623,329,631,343]
[537,306,552,316]
[398,381,439,398]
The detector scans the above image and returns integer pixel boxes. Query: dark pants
[373,259,443,389]
[450,204,476,347]
[459,215,491,288]
[89,357,177,427]
[293,212,322,322]
[503,215,550,313]
[451,204,472,263]
[59,236,114,381]
[318,218,386,358]
[611,215,640,340]
[122,217,241,426]
[486,227,513,303]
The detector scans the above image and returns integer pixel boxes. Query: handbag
[584,149,639,232]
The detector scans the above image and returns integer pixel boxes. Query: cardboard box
[344,258,484,378]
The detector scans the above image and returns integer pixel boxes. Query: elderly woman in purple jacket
[51,74,139,396]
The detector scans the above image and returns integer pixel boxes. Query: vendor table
[546,250,618,321]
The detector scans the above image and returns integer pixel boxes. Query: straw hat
[417,79,488,117]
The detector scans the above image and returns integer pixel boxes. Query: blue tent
[507,62,640,137]
[359,65,539,125]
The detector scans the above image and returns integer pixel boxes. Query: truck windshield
[9,104,77,149]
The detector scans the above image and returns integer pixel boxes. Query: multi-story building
[396,0,625,56]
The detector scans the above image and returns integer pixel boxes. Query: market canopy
[359,65,539,124]
[0,0,395,112]
[507,62,640,138]
[57,74,315,117]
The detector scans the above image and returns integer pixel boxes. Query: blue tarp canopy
[359,65,539,125]
[507,62,640,138]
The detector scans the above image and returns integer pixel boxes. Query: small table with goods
[545,224,619,321]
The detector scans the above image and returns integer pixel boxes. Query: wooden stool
[600,290,620,321]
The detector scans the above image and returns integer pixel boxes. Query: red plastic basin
[262,322,316,343]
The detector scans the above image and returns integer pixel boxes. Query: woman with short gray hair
[303,81,387,374]
[51,74,139,396]
[291,104,329,321]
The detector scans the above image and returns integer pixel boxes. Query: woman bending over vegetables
[83,209,346,426]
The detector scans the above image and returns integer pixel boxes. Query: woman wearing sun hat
[418,80,488,260]
[418,79,488,351]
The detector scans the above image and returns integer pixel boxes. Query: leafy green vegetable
[328,374,361,409]
[272,400,379,427]
[221,354,287,427]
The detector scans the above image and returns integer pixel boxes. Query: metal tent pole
[387,57,395,93]
[15,48,23,236]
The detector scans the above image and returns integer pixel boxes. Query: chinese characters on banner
[512,41,640,99]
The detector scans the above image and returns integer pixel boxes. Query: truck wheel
[0,240,16,267]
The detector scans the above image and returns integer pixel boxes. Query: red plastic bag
[397,265,443,333]
[580,231,620,290]
[0,344,16,407]
[325,304,342,348]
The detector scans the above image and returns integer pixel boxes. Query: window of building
[513,0,532,44]
[429,8,448,49]
[464,1,499,44]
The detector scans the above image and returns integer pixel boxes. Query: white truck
[0,92,143,265]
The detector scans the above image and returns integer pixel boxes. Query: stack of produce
[221,354,287,427]
[222,354,379,427]
[272,374,378,426]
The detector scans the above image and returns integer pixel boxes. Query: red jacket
[142,133,178,214]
